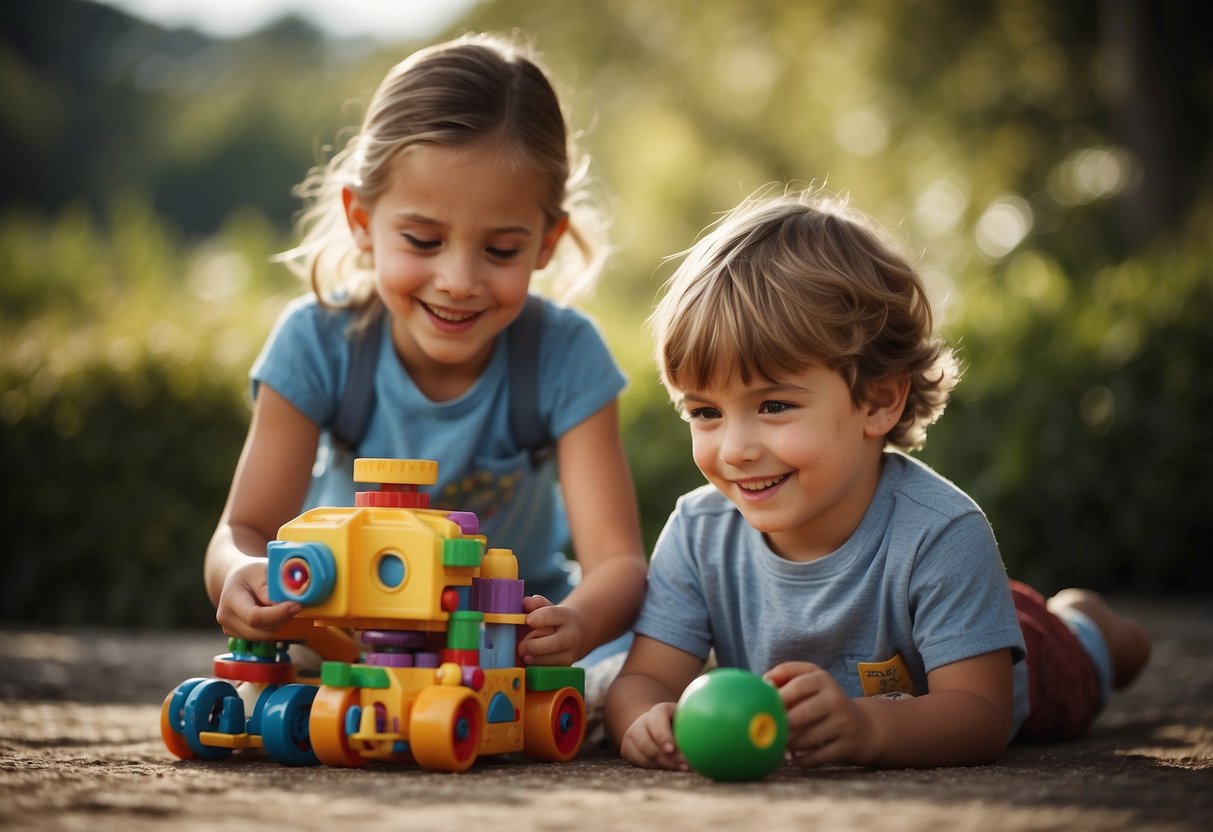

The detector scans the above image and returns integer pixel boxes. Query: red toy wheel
[409,686,483,772]
[523,686,586,762]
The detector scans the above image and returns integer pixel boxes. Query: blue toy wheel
[165,677,208,737]
[162,677,209,759]
[261,684,319,766]
[267,541,337,606]
[183,678,242,760]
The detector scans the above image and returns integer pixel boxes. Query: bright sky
[94,0,482,41]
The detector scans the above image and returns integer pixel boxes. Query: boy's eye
[759,400,796,415]
[404,234,440,251]
[682,406,721,422]
[486,246,520,259]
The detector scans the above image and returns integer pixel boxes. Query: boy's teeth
[739,475,786,491]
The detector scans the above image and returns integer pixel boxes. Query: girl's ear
[342,187,373,251]
[862,375,911,439]
[534,214,569,270]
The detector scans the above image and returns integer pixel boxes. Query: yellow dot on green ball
[748,712,777,748]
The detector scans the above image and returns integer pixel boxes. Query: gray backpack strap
[331,308,383,454]
[507,294,554,467]
[331,299,551,465]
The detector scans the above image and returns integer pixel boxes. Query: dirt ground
[1,597,1210,832]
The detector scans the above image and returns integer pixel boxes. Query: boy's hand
[215,560,301,641]
[619,702,686,771]
[518,595,585,666]
[765,661,877,768]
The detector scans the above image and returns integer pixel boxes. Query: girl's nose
[433,253,481,299]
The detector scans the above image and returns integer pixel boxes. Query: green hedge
[2,202,1209,629]
[919,211,1213,594]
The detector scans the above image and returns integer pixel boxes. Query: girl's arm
[604,634,706,768]
[766,648,1014,768]
[518,399,648,664]
[204,385,320,640]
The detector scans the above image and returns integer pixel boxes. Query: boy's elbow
[964,703,1012,766]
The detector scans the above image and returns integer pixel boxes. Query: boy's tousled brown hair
[649,188,959,451]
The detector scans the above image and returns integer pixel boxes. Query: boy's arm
[768,649,1013,768]
[604,635,706,768]
[520,399,648,665]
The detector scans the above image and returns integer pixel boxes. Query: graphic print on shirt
[437,465,525,522]
[857,652,915,697]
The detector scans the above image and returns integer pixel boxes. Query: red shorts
[1011,580,1101,742]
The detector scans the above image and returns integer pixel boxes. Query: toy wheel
[409,686,483,772]
[523,686,586,762]
[261,684,319,766]
[310,686,367,767]
[160,677,206,760]
[182,679,241,760]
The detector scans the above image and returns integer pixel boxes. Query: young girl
[204,33,647,678]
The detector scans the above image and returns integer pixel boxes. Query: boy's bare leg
[1046,588,1152,689]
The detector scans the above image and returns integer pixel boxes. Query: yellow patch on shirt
[857,653,915,697]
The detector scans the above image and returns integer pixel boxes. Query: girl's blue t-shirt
[250,294,627,602]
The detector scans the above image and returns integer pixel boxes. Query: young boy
[604,189,1151,769]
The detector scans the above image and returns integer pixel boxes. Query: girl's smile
[419,300,485,331]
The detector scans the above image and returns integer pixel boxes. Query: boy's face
[678,362,888,562]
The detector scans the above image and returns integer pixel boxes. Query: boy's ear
[342,187,373,251]
[534,214,569,270]
[862,375,911,439]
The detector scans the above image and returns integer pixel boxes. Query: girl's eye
[759,400,796,415]
[404,234,440,251]
[486,246,520,260]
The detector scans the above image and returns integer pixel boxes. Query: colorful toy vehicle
[160,458,586,771]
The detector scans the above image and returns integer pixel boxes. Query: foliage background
[2,0,1210,627]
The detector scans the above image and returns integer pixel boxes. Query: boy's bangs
[664,271,810,391]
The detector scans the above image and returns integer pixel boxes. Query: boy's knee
[1046,588,1152,689]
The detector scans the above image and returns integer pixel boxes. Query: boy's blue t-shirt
[635,452,1030,734]
[250,294,627,602]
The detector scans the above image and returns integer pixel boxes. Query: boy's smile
[679,363,890,562]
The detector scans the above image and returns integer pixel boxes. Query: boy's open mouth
[737,474,789,492]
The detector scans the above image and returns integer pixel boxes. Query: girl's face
[345,140,565,399]
[678,362,894,562]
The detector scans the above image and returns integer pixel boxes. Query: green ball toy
[674,668,789,781]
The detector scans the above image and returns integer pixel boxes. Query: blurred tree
[1097,0,1212,245]
[0,0,356,235]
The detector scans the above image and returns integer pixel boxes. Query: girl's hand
[764,661,877,768]
[619,702,686,770]
[518,595,586,666]
[215,560,301,641]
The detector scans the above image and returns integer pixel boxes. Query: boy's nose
[719,422,759,465]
